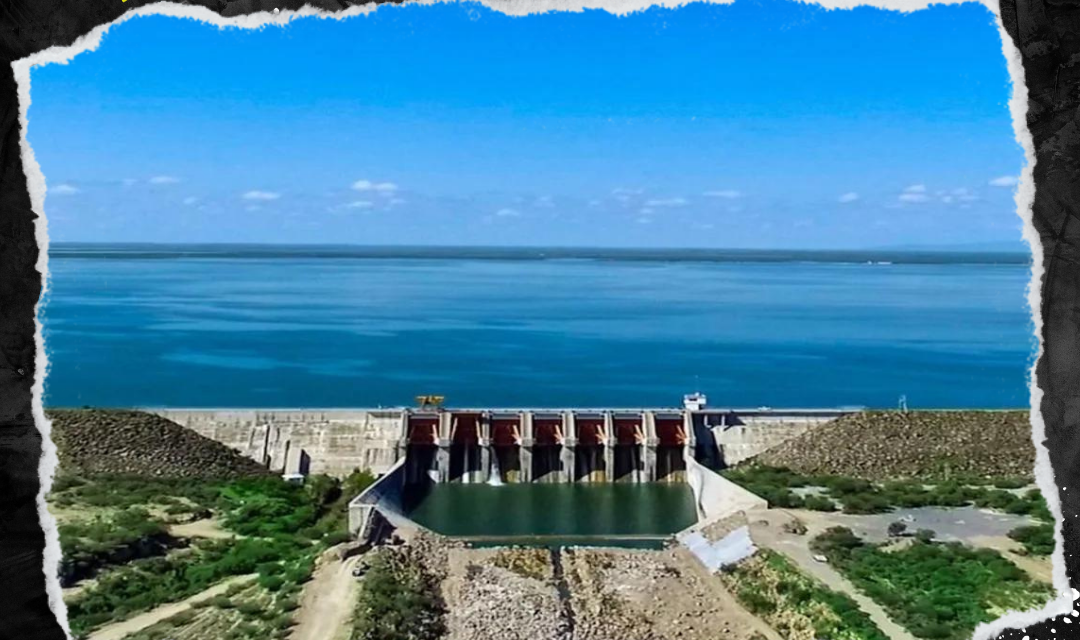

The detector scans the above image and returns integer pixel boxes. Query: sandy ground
[747,509,918,640]
[289,547,363,640]
[168,518,236,540]
[87,574,255,640]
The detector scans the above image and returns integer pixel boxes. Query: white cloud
[345,200,374,210]
[352,179,399,193]
[838,192,859,204]
[149,175,181,185]
[940,187,978,203]
[52,183,79,195]
[899,193,929,203]
[121,178,137,187]
[495,208,521,218]
[533,196,555,208]
[989,175,1019,187]
[182,196,199,206]
[643,197,688,208]
[639,207,655,215]
[903,184,927,193]
[242,190,281,201]
[703,190,741,199]
[611,187,644,196]
[636,216,652,224]
[246,205,262,212]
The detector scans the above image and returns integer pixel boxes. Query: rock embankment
[447,562,572,640]
[750,410,1034,480]
[47,408,271,479]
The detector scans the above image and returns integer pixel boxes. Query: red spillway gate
[533,416,564,446]
[490,416,522,446]
[575,415,606,446]
[613,416,645,445]
[450,413,480,445]
[407,414,440,445]
[655,415,687,446]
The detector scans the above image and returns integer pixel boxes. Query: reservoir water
[400,483,698,548]
[42,245,1033,409]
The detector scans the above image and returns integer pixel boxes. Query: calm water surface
[402,483,698,545]
[42,250,1033,408]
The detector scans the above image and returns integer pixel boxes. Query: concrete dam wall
[148,407,848,481]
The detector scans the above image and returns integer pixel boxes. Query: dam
[147,397,858,544]
[148,402,855,482]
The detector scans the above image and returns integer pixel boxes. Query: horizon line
[48,241,1030,254]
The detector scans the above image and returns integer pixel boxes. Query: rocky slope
[47,408,270,479]
[749,410,1035,480]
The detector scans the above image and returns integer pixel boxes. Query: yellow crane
[415,395,445,410]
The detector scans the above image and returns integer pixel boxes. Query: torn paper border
[9,1,1069,639]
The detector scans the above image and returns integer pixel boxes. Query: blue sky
[30,0,1024,249]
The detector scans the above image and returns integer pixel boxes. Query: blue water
[42,247,1034,409]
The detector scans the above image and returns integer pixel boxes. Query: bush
[803,495,837,512]
[237,601,265,617]
[351,551,446,640]
[259,575,286,592]
[721,550,888,640]
[1008,524,1054,556]
[811,528,1053,640]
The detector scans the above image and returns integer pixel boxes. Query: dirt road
[289,550,362,640]
[88,574,255,640]
[748,509,917,640]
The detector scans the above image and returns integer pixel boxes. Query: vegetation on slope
[122,580,300,640]
[721,465,1051,520]
[1008,523,1055,556]
[810,527,1053,640]
[57,469,376,638]
[719,549,888,640]
[57,506,179,587]
[350,548,447,640]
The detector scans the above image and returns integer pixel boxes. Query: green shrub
[259,575,286,592]
[722,549,887,640]
[351,551,445,640]
[811,528,1053,640]
[1008,524,1054,556]
[803,495,837,512]
[237,601,265,617]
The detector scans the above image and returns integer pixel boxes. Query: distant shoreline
[45,406,1029,413]
[48,243,1032,265]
